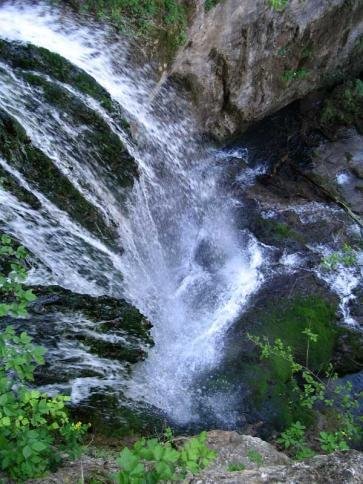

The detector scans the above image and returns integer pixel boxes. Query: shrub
[0,235,88,480]
[249,330,362,459]
[114,429,216,482]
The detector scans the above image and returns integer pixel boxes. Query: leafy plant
[0,235,89,479]
[268,0,289,11]
[228,462,246,471]
[277,422,315,460]
[114,430,216,482]
[319,431,350,453]
[321,244,357,270]
[247,450,263,466]
[249,330,361,458]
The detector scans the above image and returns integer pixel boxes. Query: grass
[228,463,246,471]
[247,450,263,466]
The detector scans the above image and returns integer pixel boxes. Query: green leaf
[31,441,47,452]
[22,445,33,459]
[117,448,139,472]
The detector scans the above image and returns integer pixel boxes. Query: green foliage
[205,0,220,11]
[277,422,315,460]
[321,244,358,271]
[247,450,263,466]
[0,236,88,480]
[321,79,363,127]
[249,331,362,459]
[282,68,309,83]
[319,431,350,453]
[0,234,37,318]
[72,0,188,58]
[228,462,246,472]
[114,430,216,482]
[268,0,289,12]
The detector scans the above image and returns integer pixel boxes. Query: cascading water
[0,0,265,426]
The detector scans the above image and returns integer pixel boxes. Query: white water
[0,1,264,425]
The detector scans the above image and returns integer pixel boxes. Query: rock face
[190,451,363,483]
[185,431,363,484]
[302,128,363,220]
[172,0,363,139]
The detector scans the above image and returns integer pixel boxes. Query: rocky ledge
[29,431,363,483]
[186,431,363,483]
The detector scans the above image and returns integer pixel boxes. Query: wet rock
[302,129,363,220]
[172,0,363,139]
[3,286,152,386]
[333,327,363,374]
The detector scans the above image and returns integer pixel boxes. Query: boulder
[172,0,363,139]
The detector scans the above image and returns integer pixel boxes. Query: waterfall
[0,1,264,426]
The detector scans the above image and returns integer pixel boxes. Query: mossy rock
[71,390,166,437]
[251,296,337,371]
[0,39,114,112]
[250,216,306,249]
[0,109,115,242]
[243,295,337,430]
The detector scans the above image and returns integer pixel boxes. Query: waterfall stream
[0,1,264,426]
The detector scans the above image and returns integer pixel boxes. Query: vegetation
[205,0,220,11]
[68,0,189,59]
[247,450,263,466]
[228,462,246,472]
[114,429,216,482]
[282,68,309,83]
[268,0,289,11]
[0,235,88,480]
[320,78,363,128]
[249,329,362,460]
[321,244,358,270]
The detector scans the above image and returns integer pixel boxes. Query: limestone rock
[172,0,363,139]
[185,431,363,483]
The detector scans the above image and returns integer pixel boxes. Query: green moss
[0,40,114,111]
[241,296,337,429]
[254,296,337,370]
[0,109,115,241]
[253,218,304,246]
